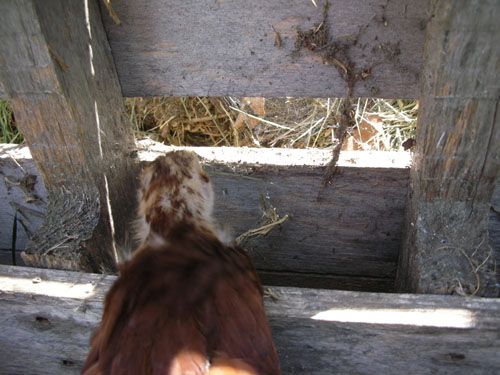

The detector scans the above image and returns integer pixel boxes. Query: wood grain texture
[208,164,408,280]
[1,265,500,375]
[0,0,140,272]
[490,183,500,284]
[0,249,25,267]
[397,0,500,297]
[2,143,500,292]
[99,0,428,99]
[0,144,411,292]
[0,145,45,252]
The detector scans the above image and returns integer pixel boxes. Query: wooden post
[0,0,140,272]
[397,0,500,296]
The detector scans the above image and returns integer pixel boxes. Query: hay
[236,194,290,246]
[122,1,417,152]
[124,97,417,151]
[0,100,23,144]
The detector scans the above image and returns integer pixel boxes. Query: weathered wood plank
[209,163,407,281]
[0,249,25,267]
[1,143,412,291]
[397,0,500,297]
[1,265,499,375]
[99,0,428,99]
[490,186,500,284]
[0,0,140,272]
[3,143,500,292]
[0,145,46,252]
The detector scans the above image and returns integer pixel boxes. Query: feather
[82,151,280,375]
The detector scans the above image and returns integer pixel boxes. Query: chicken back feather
[81,151,281,375]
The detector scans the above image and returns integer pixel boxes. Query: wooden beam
[0,0,140,272]
[99,0,428,99]
[1,143,410,292]
[3,143,500,292]
[397,0,500,296]
[1,265,500,375]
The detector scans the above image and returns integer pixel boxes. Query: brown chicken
[81,151,281,375]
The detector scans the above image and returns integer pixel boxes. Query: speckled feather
[81,151,280,375]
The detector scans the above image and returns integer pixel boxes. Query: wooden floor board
[1,265,499,375]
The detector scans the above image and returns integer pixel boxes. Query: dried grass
[0,100,23,144]
[236,194,290,246]
[0,96,416,151]
[125,97,417,151]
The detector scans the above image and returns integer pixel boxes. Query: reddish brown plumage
[81,151,280,375]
